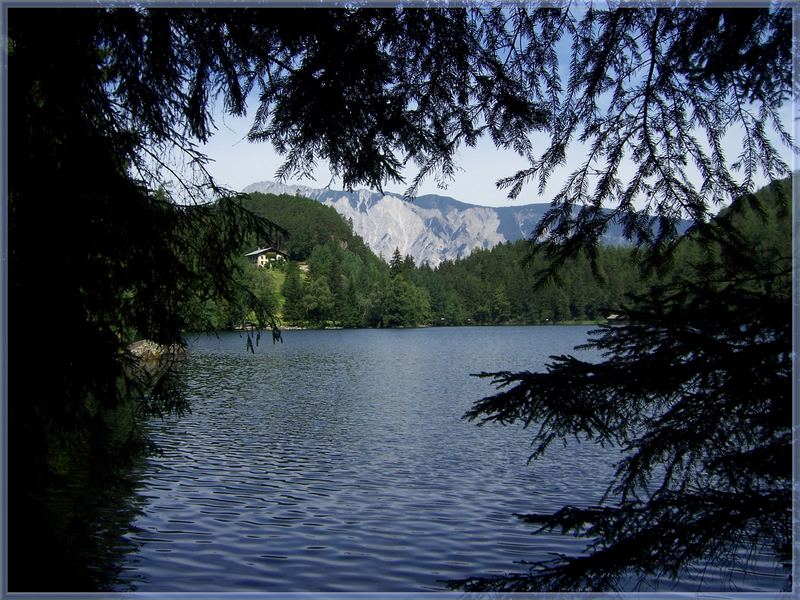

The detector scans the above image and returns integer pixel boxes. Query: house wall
[253,252,286,268]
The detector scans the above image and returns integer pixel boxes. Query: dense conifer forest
[186,179,790,332]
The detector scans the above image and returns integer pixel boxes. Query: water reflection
[121,327,624,591]
[24,459,148,591]
[52,326,787,592]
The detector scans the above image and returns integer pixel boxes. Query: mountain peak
[242,181,688,267]
[244,181,543,266]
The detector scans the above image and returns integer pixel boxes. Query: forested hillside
[239,192,373,261]
[184,193,668,330]
[186,179,790,332]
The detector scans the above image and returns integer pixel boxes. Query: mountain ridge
[242,180,685,267]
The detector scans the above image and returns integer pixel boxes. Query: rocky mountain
[242,180,688,267]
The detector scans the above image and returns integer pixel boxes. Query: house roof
[245,246,288,257]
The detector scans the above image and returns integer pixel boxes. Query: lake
[117,326,787,593]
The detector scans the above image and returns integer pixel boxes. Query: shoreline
[206,320,610,335]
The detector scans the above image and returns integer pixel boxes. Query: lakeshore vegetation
[185,180,790,332]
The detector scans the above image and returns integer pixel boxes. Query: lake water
[117,326,788,593]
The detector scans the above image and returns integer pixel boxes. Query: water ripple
[123,327,787,592]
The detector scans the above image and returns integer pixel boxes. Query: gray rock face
[242,180,546,266]
[242,181,687,267]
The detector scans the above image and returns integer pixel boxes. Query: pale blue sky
[199,101,793,209]
[197,9,795,211]
[199,107,547,207]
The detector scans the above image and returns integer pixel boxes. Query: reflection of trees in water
[35,459,148,592]
[10,349,185,591]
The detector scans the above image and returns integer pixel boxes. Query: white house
[245,246,288,268]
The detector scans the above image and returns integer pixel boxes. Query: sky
[196,9,796,212]
[199,102,794,211]
[199,107,546,207]
[199,82,795,210]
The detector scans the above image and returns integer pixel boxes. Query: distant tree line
[183,192,707,331]
[189,181,790,334]
[414,243,651,326]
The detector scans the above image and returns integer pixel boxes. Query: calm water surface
[120,326,787,592]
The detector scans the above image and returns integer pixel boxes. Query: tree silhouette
[6,4,792,592]
[459,193,793,590]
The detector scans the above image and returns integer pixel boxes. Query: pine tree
[457,182,793,591]
[281,263,307,324]
[389,247,405,278]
